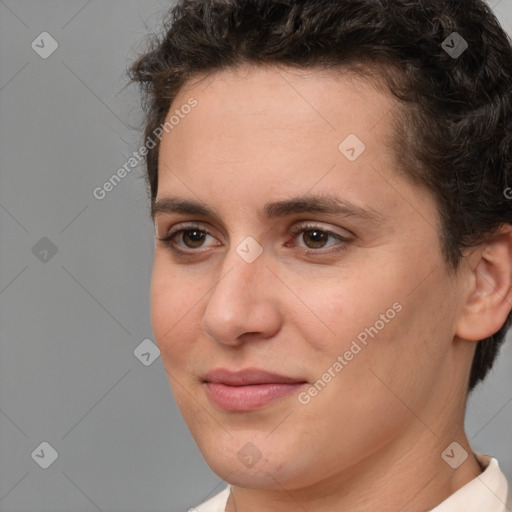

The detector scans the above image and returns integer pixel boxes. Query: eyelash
[157,222,352,258]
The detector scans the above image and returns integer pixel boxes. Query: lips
[203,367,307,411]
[204,367,306,386]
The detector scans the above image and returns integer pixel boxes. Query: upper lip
[204,367,307,386]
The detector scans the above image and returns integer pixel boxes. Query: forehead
[160,65,398,179]
[172,64,395,138]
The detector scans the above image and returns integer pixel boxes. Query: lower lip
[204,382,306,411]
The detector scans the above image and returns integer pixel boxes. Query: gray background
[0,1,511,511]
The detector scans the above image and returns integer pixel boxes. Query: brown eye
[181,229,208,248]
[302,229,329,249]
[287,222,353,255]
[157,223,219,255]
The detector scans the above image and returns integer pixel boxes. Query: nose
[200,243,281,347]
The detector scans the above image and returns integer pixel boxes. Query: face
[150,65,468,490]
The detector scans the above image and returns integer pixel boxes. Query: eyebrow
[152,193,384,225]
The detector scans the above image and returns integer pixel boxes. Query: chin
[196,434,311,490]
[209,456,295,490]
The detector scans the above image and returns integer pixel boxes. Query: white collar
[428,453,510,512]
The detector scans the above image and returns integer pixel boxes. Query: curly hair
[129,0,512,392]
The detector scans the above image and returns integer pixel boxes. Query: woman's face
[150,65,468,490]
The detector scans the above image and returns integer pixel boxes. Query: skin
[150,65,512,511]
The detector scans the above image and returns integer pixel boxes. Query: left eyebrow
[151,193,384,224]
[262,193,384,223]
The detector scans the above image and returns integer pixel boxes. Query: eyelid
[286,222,354,255]
[157,222,220,255]
[157,220,354,256]
[159,220,353,239]
[165,221,213,238]
[288,221,354,239]
[166,222,219,247]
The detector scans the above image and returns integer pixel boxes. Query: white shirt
[192,453,510,512]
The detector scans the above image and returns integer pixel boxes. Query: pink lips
[203,368,307,412]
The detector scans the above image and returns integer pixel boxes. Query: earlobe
[455,225,512,342]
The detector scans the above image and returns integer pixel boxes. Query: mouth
[203,367,308,412]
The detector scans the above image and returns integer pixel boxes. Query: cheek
[286,266,402,351]
[322,270,458,422]
[291,252,455,396]
[150,260,201,368]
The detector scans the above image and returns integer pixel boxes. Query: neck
[225,422,483,512]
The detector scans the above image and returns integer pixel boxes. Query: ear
[455,225,512,341]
